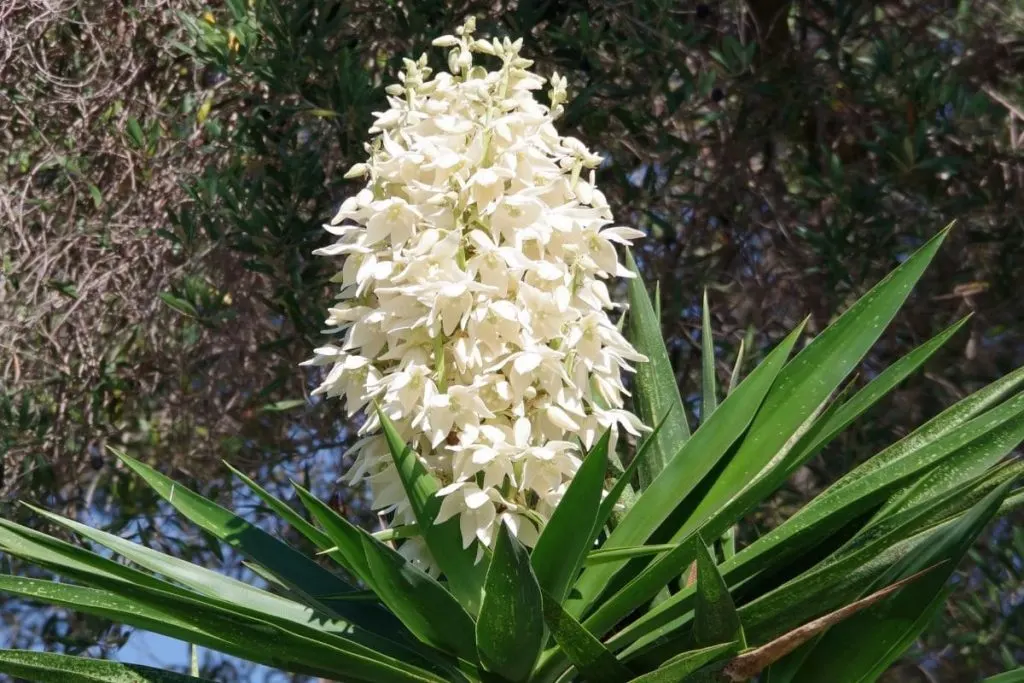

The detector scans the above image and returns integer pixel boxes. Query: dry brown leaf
[720,566,937,682]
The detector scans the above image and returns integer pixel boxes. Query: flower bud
[343,163,369,179]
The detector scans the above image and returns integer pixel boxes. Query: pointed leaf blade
[787,479,1018,683]
[0,576,440,682]
[541,589,632,683]
[630,642,737,683]
[694,535,745,649]
[584,544,678,566]
[0,649,217,682]
[701,289,718,422]
[592,411,671,542]
[784,315,971,472]
[727,339,746,396]
[477,524,548,679]
[625,248,690,490]
[378,408,486,614]
[532,431,608,602]
[224,462,332,550]
[569,322,804,618]
[583,535,702,638]
[983,669,1024,683]
[722,385,1024,591]
[477,522,545,682]
[680,227,951,543]
[722,569,934,682]
[294,484,478,663]
[19,504,425,663]
[112,451,401,633]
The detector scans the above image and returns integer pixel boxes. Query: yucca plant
[2,20,1024,683]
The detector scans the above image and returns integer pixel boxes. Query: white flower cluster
[304,19,648,569]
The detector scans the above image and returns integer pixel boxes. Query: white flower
[305,20,650,573]
[413,382,495,449]
[435,481,502,548]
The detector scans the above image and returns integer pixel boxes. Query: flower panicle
[305,20,649,572]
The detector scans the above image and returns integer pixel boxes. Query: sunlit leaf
[532,431,608,602]
[0,650,216,683]
[625,248,690,490]
[477,523,544,681]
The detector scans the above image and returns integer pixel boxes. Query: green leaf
[625,248,690,490]
[592,411,671,541]
[532,431,608,602]
[724,384,1024,590]
[293,484,478,663]
[20,504,426,664]
[737,497,989,647]
[88,184,103,208]
[378,407,486,614]
[0,576,441,683]
[629,642,737,683]
[670,392,833,559]
[540,589,632,683]
[720,526,736,561]
[617,529,929,667]
[113,451,395,633]
[47,279,79,299]
[0,512,449,679]
[693,535,745,649]
[700,289,718,423]
[787,479,1017,683]
[372,524,421,543]
[611,465,989,660]
[784,316,971,473]
[869,393,1024,525]
[126,116,145,148]
[567,322,804,620]
[477,523,545,681]
[290,485,378,589]
[834,462,1024,564]
[723,570,938,682]
[0,650,216,682]
[983,669,1024,683]
[223,462,333,550]
[677,227,950,543]
[582,535,702,638]
[584,544,678,566]
[0,515,202,600]
[158,292,199,318]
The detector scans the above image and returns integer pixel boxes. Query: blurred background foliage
[1,0,1023,680]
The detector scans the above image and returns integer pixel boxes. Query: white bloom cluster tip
[304,19,649,571]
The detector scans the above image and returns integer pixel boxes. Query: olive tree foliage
[1,0,1023,678]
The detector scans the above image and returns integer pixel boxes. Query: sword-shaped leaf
[676,227,950,547]
[0,650,217,683]
[625,248,690,490]
[700,289,718,423]
[293,484,478,663]
[568,323,803,619]
[541,590,632,683]
[532,431,609,602]
[114,450,396,634]
[378,408,486,614]
[693,535,745,649]
[477,523,544,682]
[786,479,1018,682]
